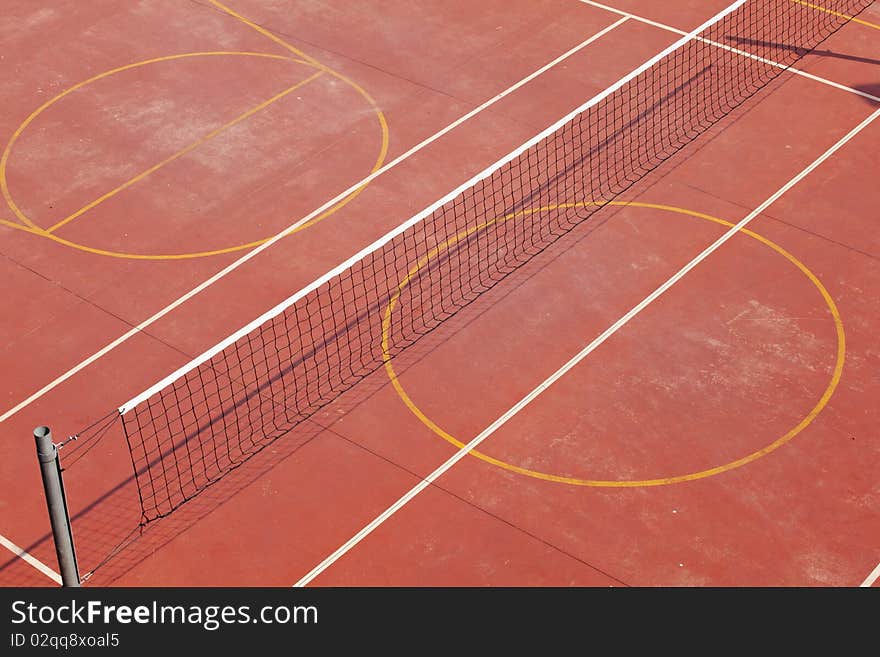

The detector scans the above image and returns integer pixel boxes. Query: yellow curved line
[25,182,385,260]
[382,201,845,487]
[790,0,880,30]
[206,0,326,69]
[46,70,325,234]
[205,0,391,228]
[2,42,389,258]
[0,217,46,235]
[0,51,298,232]
[30,231,274,260]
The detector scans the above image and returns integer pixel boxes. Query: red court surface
[0,0,878,587]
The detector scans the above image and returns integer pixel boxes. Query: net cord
[119,0,749,415]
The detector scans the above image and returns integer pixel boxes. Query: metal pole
[34,426,80,587]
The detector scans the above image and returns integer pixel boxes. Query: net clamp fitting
[57,435,79,449]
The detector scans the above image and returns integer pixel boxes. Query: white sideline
[118,1,750,413]
[0,16,630,425]
[293,104,880,587]
[0,533,62,584]
[0,10,632,571]
[861,562,880,587]
[290,0,761,586]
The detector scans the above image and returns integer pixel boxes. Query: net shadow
[65,0,878,542]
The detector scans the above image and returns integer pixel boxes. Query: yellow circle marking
[203,0,392,234]
[1,50,389,259]
[381,201,845,487]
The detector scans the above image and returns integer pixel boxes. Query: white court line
[294,103,880,587]
[0,14,630,571]
[117,2,751,411]
[120,17,654,411]
[861,562,880,587]
[0,16,629,426]
[0,533,62,584]
[579,0,880,103]
[122,0,801,412]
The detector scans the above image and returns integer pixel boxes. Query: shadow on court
[0,197,636,586]
[854,83,880,104]
[724,37,880,108]
[725,36,880,66]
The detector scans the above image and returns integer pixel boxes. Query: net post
[34,426,81,587]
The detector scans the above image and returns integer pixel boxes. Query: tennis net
[78,0,872,524]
